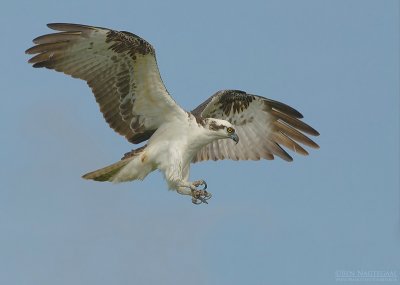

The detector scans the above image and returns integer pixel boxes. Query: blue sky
[1,0,399,284]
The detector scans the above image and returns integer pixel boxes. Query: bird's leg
[176,180,212,205]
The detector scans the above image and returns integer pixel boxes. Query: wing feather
[273,120,319,148]
[271,109,319,136]
[272,132,308,156]
[26,23,186,144]
[191,90,319,163]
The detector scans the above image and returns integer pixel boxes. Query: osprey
[26,23,319,204]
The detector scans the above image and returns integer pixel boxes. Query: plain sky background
[0,0,399,284]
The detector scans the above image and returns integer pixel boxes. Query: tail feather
[82,145,147,182]
[82,158,133,182]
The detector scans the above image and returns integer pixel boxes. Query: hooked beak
[230,133,239,144]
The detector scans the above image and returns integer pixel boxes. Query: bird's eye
[227,127,234,134]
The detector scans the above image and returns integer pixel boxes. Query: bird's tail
[82,146,146,182]
[82,158,133,182]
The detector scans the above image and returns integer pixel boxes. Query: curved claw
[192,198,202,205]
[191,189,212,205]
[193,180,207,190]
[203,191,212,200]
[194,197,208,204]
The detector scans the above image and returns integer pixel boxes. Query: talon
[190,189,212,205]
[198,197,208,204]
[192,197,202,205]
[203,191,212,200]
[191,189,200,199]
[193,180,207,190]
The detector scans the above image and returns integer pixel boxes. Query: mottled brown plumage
[191,90,319,162]
[26,23,178,144]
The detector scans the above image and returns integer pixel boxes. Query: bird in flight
[26,23,319,204]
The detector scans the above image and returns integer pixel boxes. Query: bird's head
[205,118,239,144]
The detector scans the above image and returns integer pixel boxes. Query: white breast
[145,115,213,188]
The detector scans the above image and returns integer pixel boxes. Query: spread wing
[191,90,319,162]
[26,23,186,144]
